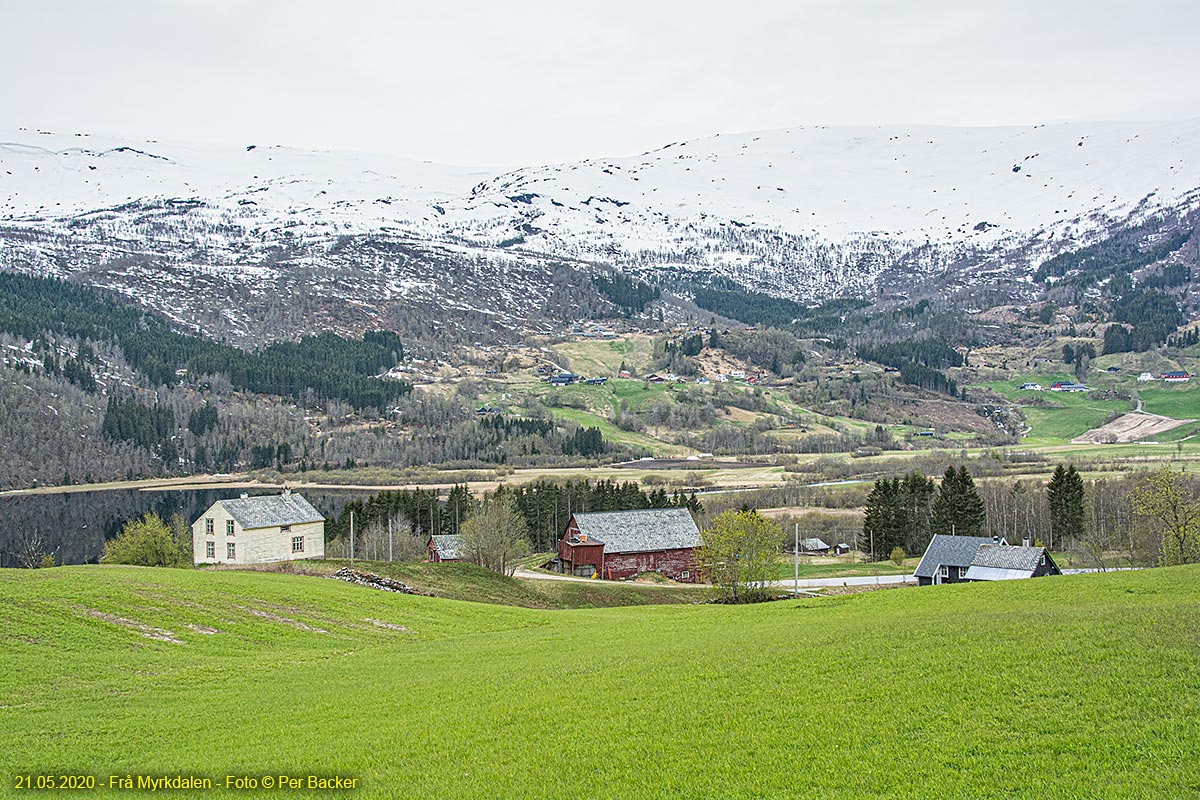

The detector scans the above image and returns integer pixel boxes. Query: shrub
[100,513,192,567]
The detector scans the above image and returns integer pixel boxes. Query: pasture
[1,564,1197,798]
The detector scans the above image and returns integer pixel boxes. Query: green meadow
[1,565,1198,799]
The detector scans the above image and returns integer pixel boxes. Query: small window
[226,520,235,536]
[291,536,304,554]
[205,518,214,536]
[939,565,949,579]
[681,571,690,580]
[227,542,236,560]
[959,567,967,579]
[281,525,292,534]
[205,541,215,558]
[1040,554,1046,566]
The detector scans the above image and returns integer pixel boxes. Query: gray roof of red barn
[217,492,324,530]
[569,508,701,554]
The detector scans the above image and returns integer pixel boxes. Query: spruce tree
[1048,464,1086,548]
[931,466,986,537]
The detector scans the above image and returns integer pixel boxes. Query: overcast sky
[3,0,1198,166]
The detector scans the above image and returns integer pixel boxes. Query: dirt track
[1072,412,1194,444]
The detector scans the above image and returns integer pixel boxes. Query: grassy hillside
[247,559,708,609]
[2,566,1198,798]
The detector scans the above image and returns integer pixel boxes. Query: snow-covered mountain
[2,119,1199,342]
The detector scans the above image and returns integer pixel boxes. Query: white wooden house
[192,489,325,565]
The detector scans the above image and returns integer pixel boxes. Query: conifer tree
[1047,463,1086,548]
[931,466,986,537]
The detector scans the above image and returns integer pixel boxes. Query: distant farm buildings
[798,537,831,555]
[1049,382,1087,392]
[557,508,701,582]
[1019,382,1043,391]
[1162,371,1191,383]
[192,490,325,566]
[914,534,1060,586]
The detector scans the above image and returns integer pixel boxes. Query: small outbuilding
[558,508,701,582]
[798,537,831,554]
[427,534,465,563]
[192,489,324,566]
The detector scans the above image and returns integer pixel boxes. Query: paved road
[769,574,916,588]
[514,568,916,589]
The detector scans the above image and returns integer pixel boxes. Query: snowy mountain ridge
[2,119,1199,342]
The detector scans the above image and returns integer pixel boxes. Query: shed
[558,508,701,582]
[798,537,831,554]
[427,534,464,562]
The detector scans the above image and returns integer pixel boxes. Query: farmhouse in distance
[914,534,1061,586]
[192,489,325,566]
[556,507,702,582]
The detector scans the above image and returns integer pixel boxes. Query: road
[513,568,916,589]
[769,574,916,588]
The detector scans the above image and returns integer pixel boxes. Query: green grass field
[2,565,1198,798]
[1138,382,1200,419]
[772,557,917,580]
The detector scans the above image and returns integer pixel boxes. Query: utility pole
[794,522,800,597]
[388,515,393,563]
[350,510,355,571]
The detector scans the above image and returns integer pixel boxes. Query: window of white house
[205,541,214,558]
[292,536,304,554]
[227,543,236,560]
[205,518,214,536]
[226,520,235,536]
[939,565,949,578]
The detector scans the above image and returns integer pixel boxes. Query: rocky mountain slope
[2,120,1199,343]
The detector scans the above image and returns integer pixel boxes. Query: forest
[0,273,410,410]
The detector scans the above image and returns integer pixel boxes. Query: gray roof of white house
[429,534,464,560]
[217,492,324,530]
[914,534,999,578]
[571,508,701,554]
[970,543,1047,573]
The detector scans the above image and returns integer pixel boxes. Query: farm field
[2,565,1198,798]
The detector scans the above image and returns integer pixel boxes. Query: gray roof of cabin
[217,493,324,530]
[800,537,830,551]
[914,535,997,578]
[971,544,1046,573]
[571,508,701,554]
[430,534,464,560]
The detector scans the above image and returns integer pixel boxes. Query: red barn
[558,508,701,582]
[427,534,464,562]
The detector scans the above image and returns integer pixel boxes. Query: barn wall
[603,548,697,582]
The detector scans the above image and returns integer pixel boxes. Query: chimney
[992,536,1000,544]
[240,492,249,500]
[282,486,291,498]
[1022,537,1031,548]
